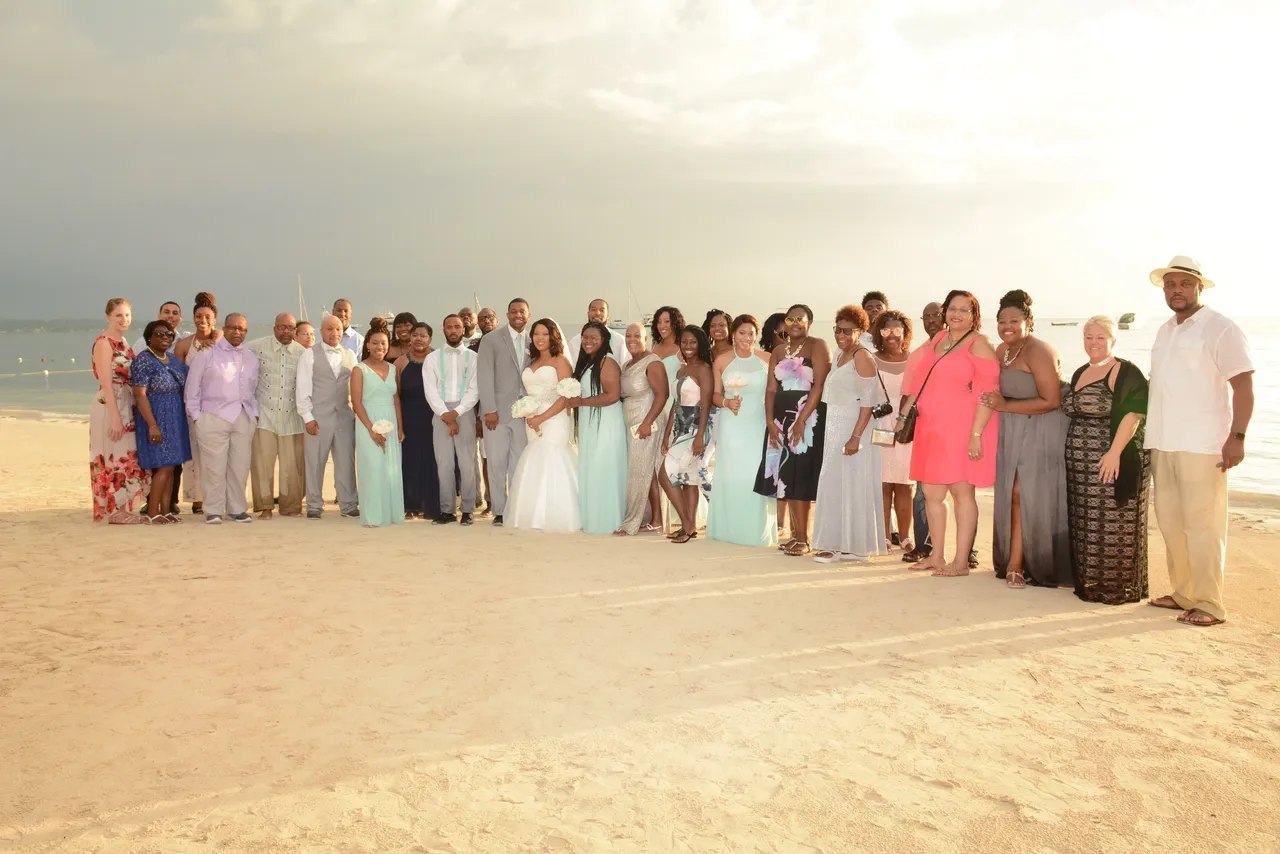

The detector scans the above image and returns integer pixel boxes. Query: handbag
[871,427,897,447]
[895,331,971,444]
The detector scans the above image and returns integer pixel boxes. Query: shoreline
[7,411,1279,509]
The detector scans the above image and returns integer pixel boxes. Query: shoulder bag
[894,331,972,444]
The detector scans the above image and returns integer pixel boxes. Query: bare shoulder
[556,356,574,378]
[712,351,734,374]
[754,348,770,363]
[968,334,998,359]
[853,347,877,377]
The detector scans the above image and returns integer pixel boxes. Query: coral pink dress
[903,331,999,487]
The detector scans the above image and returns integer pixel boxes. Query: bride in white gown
[507,319,582,533]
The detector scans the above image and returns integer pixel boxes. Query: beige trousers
[251,429,305,514]
[194,410,254,518]
[1152,450,1229,620]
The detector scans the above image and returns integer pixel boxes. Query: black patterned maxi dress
[1061,378,1150,604]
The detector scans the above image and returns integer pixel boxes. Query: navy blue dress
[131,350,193,470]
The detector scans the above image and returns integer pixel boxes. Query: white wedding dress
[507,365,582,533]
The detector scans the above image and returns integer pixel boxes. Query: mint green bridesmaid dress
[578,400,629,534]
[707,354,777,547]
[355,363,405,527]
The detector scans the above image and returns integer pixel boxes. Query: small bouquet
[370,419,395,435]
[723,373,747,399]
[511,396,539,419]
[557,377,582,398]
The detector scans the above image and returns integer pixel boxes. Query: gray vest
[310,343,354,420]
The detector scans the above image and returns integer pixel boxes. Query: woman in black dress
[395,322,441,519]
[754,303,831,556]
[1061,315,1150,604]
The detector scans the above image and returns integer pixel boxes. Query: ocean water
[2,316,1276,494]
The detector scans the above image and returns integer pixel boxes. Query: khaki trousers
[1152,450,1229,620]
[194,410,254,519]
[251,429,305,514]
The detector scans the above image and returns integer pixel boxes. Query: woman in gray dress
[978,290,1073,589]
[615,323,670,535]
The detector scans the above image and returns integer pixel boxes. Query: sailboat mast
[297,274,309,322]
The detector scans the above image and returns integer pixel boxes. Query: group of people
[89,254,1254,625]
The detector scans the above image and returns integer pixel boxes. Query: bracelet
[971,431,982,437]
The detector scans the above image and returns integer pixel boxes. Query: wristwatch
[1233,432,1246,441]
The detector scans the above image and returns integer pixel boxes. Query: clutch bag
[871,428,897,447]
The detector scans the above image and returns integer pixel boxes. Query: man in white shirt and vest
[425,314,481,526]
[247,313,306,519]
[1145,256,1254,626]
[296,315,360,519]
[566,298,626,365]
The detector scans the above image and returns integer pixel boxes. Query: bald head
[273,312,297,345]
[321,315,344,347]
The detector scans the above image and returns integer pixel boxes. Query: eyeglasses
[152,330,175,339]
[783,317,808,326]
[276,324,297,331]
[833,326,855,336]
[947,307,973,315]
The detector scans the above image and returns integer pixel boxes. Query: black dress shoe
[460,513,473,526]
[492,515,503,527]
[432,514,457,525]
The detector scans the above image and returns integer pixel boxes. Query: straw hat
[1149,255,1215,289]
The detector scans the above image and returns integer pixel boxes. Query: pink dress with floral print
[90,335,148,521]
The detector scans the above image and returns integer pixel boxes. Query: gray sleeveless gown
[992,369,1073,586]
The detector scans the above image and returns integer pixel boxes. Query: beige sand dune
[1,416,1277,853]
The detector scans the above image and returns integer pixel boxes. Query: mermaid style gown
[506,365,582,533]
[707,355,776,547]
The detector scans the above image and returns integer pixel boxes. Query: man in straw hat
[1145,256,1254,626]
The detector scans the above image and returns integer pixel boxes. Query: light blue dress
[355,363,405,527]
[578,398,629,534]
[707,354,778,547]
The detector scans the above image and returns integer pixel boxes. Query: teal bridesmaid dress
[578,400,629,534]
[355,363,405,527]
[707,354,777,547]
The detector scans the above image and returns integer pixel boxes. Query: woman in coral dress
[898,290,1000,577]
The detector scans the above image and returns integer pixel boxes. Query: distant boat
[1050,320,1080,327]
[1118,312,1138,330]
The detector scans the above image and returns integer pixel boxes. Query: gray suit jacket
[477,324,530,422]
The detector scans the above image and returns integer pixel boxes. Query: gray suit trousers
[482,418,528,517]
[305,412,358,514]
[434,408,478,514]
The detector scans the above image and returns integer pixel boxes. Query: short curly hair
[834,304,869,333]
[872,309,913,352]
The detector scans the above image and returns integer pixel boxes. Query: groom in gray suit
[477,297,531,526]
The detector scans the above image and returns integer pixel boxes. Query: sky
[1,0,1276,330]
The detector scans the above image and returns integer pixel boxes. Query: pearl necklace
[784,335,806,360]
[1089,356,1115,369]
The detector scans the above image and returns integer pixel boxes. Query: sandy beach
[2,415,1278,853]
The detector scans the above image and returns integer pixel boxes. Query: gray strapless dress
[992,369,1073,586]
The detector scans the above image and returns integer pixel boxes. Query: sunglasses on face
[153,330,175,339]
[833,326,855,336]
[784,317,808,326]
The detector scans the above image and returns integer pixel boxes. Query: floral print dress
[90,335,148,521]
[753,355,825,502]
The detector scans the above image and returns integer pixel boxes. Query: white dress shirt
[567,329,628,366]
[1145,306,1254,455]
[423,344,480,415]
[508,325,528,362]
[296,344,348,423]
[340,326,364,357]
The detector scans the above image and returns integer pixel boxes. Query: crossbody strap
[912,330,972,402]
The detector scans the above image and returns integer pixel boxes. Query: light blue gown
[578,398,629,534]
[707,354,777,547]
[355,363,405,527]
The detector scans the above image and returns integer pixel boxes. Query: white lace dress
[506,365,582,533]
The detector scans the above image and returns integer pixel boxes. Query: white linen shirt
[247,335,305,435]
[423,344,480,415]
[1145,305,1254,455]
[296,344,350,424]
[567,329,627,366]
[340,326,364,357]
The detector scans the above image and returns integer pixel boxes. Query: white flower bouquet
[557,378,582,398]
[370,419,395,435]
[511,396,540,418]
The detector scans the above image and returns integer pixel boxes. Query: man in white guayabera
[1144,255,1254,627]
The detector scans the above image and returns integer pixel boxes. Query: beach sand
[1,416,1277,853]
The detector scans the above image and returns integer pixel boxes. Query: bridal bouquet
[511,396,540,418]
[370,419,395,435]
[557,378,582,398]
[723,373,747,398]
